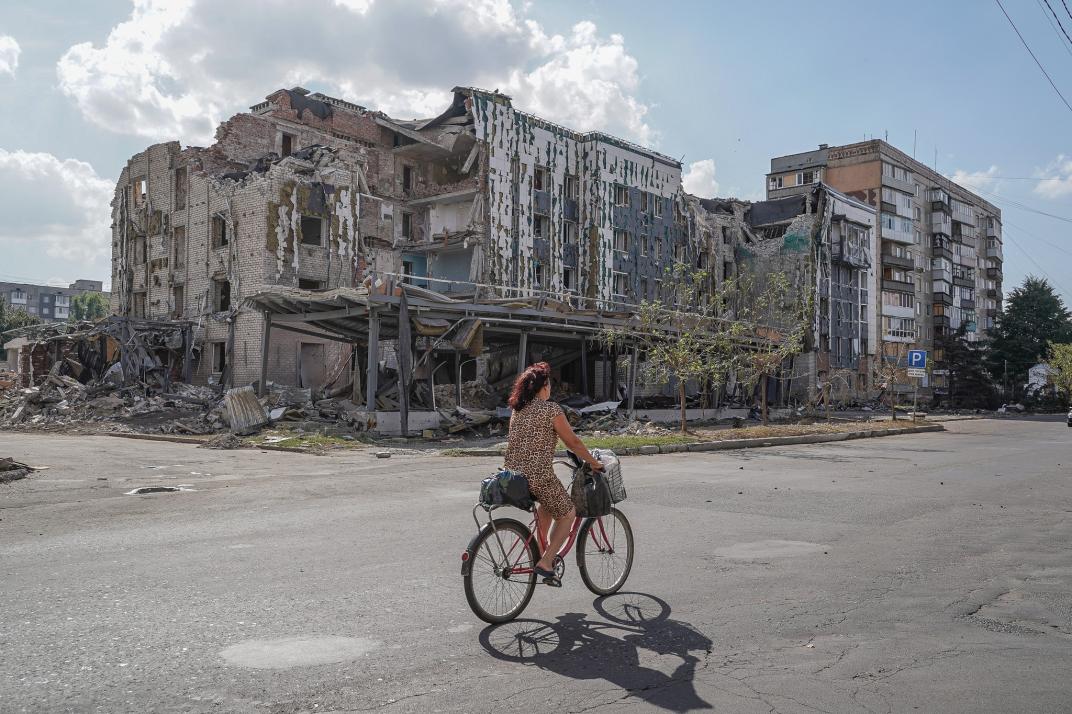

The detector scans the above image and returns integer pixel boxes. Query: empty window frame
[533,165,550,192]
[564,173,579,200]
[768,175,784,190]
[614,184,630,207]
[134,235,147,264]
[402,165,414,193]
[653,196,664,217]
[174,167,187,209]
[133,176,147,207]
[612,271,629,297]
[211,216,228,248]
[211,341,227,374]
[132,291,146,318]
[213,278,231,312]
[613,229,630,253]
[298,278,322,290]
[640,191,650,213]
[300,216,323,246]
[563,220,578,245]
[281,132,295,157]
[172,285,184,318]
[534,214,550,239]
[534,264,545,288]
[172,226,186,269]
[562,266,576,292]
[401,212,413,240]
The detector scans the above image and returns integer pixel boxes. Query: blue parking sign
[907,350,927,368]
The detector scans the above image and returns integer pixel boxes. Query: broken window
[653,196,664,218]
[797,170,815,185]
[402,165,414,193]
[213,279,231,312]
[640,192,650,213]
[211,341,227,374]
[564,174,579,200]
[281,132,295,157]
[300,216,323,246]
[563,220,578,245]
[614,185,630,207]
[613,229,629,253]
[534,165,550,192]
[134,235,147,264]
[534,215,550,239]
[612,272,629,298]
[212,216,228,248]
[534,264,544,288]
[174,167,187,209]
[172,285,184,318]
[723,261,733,281]
[133,291,146,318]
[133,177,147,207]
[673,244,685,264]
[640,278,649,300]
[401,212,413,240]
[768,175,783,190]
[298,278,322,290]
[563,267,575,292]
[173,226,186,269]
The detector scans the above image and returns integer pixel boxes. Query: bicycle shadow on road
[479,592,712,712]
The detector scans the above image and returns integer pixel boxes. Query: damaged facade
[107,85,875,433]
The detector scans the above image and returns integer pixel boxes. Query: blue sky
[0,0,1069,302]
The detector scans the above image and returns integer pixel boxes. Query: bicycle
[461,454,634,624]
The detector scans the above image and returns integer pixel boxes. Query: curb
[441,423,945,458]
[104,432,208,445]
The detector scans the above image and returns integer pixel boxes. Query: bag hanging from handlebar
[570,469,613,518]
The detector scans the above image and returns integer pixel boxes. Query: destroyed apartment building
[95,85,876,435]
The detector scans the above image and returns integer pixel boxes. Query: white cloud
[0,150,114,265]
[0,35,19,77]
[950,165,1000,194]
[1033,154,1072,199]
[682,159,720,198]
[57,0,655,146]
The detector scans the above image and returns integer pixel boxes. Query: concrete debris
[0,457,35,484]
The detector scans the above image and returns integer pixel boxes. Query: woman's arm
[552,412,604,470]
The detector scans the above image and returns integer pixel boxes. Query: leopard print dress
[504,399,574,518]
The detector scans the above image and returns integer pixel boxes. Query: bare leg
[537,508,576,571]
[535,507,551,551]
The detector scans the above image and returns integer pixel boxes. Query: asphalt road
[2,418,1071,713]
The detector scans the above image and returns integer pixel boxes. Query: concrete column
[366,310,379,414]
[517,332,528,375]
[258,312,271,397]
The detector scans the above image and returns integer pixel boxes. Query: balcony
[986,267,1001,279]
[882,172,916,195]
[986,244,1003,261]
[932,214,952,236]
[882,278,915,293]
[986,287,999,298]
[882,224,915,244]
[883,328,917,344]
[931,268,952,283]
[986,222,1001,239]
[933,291,953,306]
[986,308,999,318]
[961,298,976,310]
[933,315,951,328]
[880,200,897,215]
[882,252,914,270]
[932,242,953,261]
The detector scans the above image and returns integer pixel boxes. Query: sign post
[907,350,927,420]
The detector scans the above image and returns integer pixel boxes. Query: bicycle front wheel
[463,519,538,624]
[576,507,634,595]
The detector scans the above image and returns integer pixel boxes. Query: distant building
[0,279,110,323]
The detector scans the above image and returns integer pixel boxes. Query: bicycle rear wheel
[576,508,633,596]
[463,519,538,624]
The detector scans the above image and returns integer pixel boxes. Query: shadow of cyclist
[480,593,712,712]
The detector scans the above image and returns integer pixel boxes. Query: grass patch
[578,434,694,450]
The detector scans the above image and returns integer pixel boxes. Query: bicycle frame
[469,503,615,577]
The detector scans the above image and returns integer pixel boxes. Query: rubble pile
[0,457,33,484]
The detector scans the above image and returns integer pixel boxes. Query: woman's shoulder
[536,399,563,417]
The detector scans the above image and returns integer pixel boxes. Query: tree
[0,297,41,362]
[987,277,1072,399]
[602,265,747,435]
[1048,342,1072,403]
[70,292,109,322]
[935,325,996,409]
[736,272,809,424]
[873,345,909,420]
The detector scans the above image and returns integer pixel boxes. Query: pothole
[125,485,196,495]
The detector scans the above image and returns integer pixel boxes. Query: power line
[1042,0,1072,49]
[1003,217,1072,258]
[1064,0,1072,24]
[1037,0,1072,57]
[953,178,1072,223]
[995,0,1072,115]
[1002,226,1072,298]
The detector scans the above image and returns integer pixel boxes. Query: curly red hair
[508,362,552,411]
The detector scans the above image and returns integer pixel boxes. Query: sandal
[533,565,561,587]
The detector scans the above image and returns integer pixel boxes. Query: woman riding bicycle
[504,362,603,587]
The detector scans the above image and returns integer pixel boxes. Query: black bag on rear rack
[570,469,613,518]
[479,469,535,511]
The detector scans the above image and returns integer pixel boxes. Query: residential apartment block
[0,279,109,323]
[767,140,1003,397]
